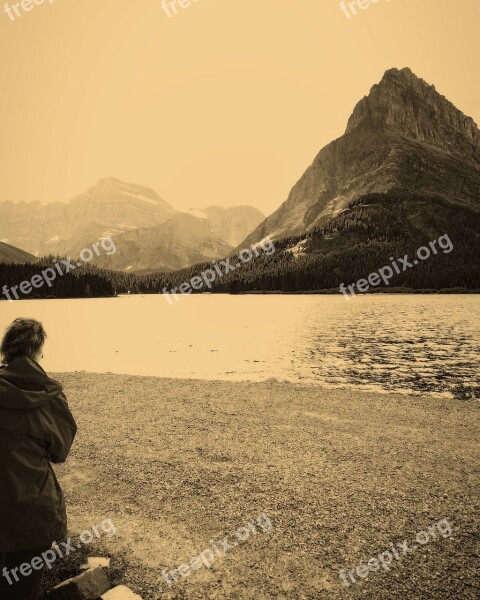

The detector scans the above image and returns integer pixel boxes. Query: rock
[80,557,111,570]
[346,68,480,158]
[101,585,143,599]
[50,567,110,600]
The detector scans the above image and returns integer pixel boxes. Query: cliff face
[346,68,480,163]
[239,68,480,249]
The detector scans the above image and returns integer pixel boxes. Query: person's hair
[0,318,46,364]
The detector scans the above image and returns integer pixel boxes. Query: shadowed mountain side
[0,242,36,264]
[218,192,480,292]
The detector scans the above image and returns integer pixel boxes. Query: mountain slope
[239,68,480,250]
[0,241,36,264]
[91,213,234,273]
[188,206,265,247]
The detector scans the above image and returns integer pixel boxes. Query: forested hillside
[0,262,114,300]
[110,192,480,295]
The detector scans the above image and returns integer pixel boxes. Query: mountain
[225,68,480,291]
[0,178,178,257]
[239,68,480,248]
[61,177,178,247]
[0,201,65,258]
[188,206,265,247]
[95,205,264,274]
[0,179,264,272]
[91,213,234,273]
[0,241,36,264]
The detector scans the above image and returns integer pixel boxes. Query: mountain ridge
[0,178,264,271]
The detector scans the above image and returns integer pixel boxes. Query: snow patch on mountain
[46,235,62,244]
[188,208,208,219]
[128,193,159,205]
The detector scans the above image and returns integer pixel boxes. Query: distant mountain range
[0,178,264,272]
[1,68,479,292]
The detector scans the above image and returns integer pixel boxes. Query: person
[0,318,77,600]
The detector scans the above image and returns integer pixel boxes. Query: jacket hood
[0,357,62,411]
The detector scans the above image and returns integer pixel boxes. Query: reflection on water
[0,295,478,397]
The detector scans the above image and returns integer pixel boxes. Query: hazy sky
[0,0,479,215]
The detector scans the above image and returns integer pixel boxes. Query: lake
[0,295,479,397]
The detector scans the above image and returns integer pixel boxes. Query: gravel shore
[52,373,479,599]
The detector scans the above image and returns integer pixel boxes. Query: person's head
[0,318,46,365]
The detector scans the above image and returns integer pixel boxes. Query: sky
[0,0,479,215]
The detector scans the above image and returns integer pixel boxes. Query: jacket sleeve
[48,390,77,464]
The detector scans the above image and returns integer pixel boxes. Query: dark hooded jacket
[0,357,77,552]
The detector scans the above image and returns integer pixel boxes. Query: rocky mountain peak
[81,177,167,206]
[237,68,480,250]
[346,68,480,162]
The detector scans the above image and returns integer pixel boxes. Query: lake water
[0,295,479,397]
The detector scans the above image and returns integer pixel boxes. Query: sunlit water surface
[0,295,478,397]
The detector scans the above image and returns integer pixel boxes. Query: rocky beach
[51,372,479,599]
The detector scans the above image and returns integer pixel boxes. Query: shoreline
[52,372,479,599]
[2,289,480,302]
[50,369,478,401]
[54,371,465,400]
